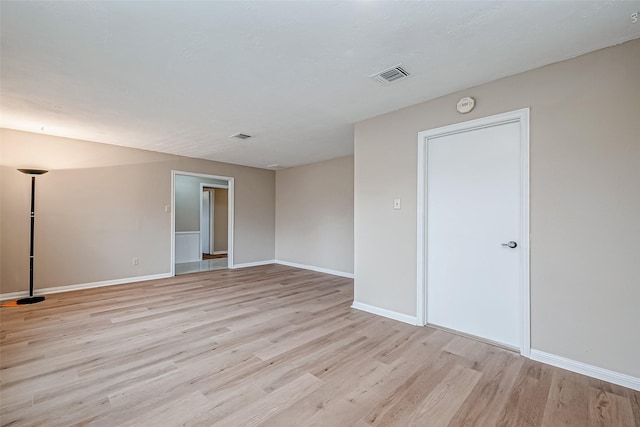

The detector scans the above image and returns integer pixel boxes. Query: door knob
[501,241,518,249]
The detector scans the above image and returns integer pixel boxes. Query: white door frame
[171,171,234,275]
[200,184,227,258]
[416,108,530,356]
[200,186,214,259]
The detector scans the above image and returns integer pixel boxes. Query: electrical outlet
[132,257,139,265]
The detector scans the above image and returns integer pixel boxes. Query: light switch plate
[394,198,401,210]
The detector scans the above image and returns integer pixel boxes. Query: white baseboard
[212,251,228,255]
[275,260,354,279]
[0,273,173,302]
[0,290,31,301]
[530,349,640,391]
[231,260,276,269]
[351,301,418,326]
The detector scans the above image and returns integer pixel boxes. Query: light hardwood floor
[1,264,638,426]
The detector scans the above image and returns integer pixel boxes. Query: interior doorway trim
[416,108,530,356]
[171,170,234,276]
[200,183,228,260]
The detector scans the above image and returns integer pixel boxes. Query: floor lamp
[17,168,48,305]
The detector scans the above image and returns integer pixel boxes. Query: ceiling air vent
[370,64,412,85]
[230,133,252,140]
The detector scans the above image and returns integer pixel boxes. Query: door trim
[200,185,218,258]
[171,171,234,276]
[416,108,530,356]
[201,183,229,260]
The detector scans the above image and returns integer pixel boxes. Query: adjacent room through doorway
[172,171,234,275]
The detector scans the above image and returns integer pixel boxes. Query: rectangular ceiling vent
[230,133,252,140]
[370,64,412,85]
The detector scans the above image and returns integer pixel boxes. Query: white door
[427,121,522,348]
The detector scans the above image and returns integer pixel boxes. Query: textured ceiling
[1,1,639,169]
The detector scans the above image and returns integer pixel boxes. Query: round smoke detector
[456,97,476,114]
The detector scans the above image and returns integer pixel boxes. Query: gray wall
[175,175,227,232]
[354,39,640,377]
[275,156,354,274]
[1,128,275,293]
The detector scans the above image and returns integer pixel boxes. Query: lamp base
[16,296,45,305]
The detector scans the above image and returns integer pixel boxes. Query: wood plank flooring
[1,264,638,426]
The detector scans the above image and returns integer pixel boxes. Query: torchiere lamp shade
[18,168,49,176]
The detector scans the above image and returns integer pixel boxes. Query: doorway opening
[416,108,530,355]
[199,184,229,271]
[171,171,234,276]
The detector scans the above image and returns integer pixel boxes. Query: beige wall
[214,189,228,252]
[0,129,275,293]
[354,39,640,377]
[276,156,353,274]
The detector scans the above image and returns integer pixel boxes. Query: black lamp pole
[17,168,48,305]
